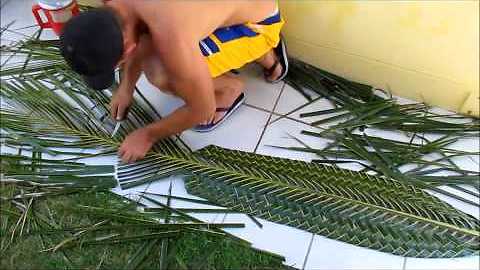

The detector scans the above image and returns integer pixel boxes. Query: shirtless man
[60,0,288,163]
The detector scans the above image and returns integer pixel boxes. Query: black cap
[60,8,123,90]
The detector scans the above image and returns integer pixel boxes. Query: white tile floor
[2,1,479,269]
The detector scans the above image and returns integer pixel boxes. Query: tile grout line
[243,103,316,128]
[0,0,13,9]
[253,82,286,153]
[268,96,323,126]
[301,233,315,270]
[402,257,407,270]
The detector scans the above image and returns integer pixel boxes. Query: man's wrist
[118,81,136,95]
[144,125,159,143]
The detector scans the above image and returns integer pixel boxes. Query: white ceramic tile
[425,186,479,218]
[273,83,319,116]
[79,154,117,166]
[239,64,285,111]
[270,84,344,132]
[1,0,36,30]
[304,235,405,270]
[180,105,270,152]
[255,117,329,162]
[448,137,480,171]
[135,74,272,152]
[221,213,313,268]
[255,85,363,171]
[404,256,480,270]
[0,0,58,42]
[135,74,185,117]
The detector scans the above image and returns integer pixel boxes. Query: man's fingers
[121,152,132,164]
[127,153,139,164]
[118,142,126,154]
[111,102,118,120]
[116,105,127,121]
[118,145,128,162]
[118,148,125,158]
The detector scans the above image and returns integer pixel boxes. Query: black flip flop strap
[264,60,280,77]
[205,107,229,125]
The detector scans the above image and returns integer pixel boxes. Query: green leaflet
[1,153,117,195]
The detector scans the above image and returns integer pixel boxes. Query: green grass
[1,184,286,270]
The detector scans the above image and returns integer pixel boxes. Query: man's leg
[200,73,244,124]
[144,61,244,125]
[256,49,283,82]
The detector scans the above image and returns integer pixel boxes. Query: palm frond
[2,38,479,258]
[186,146,479,258]
[281,58,480,205]
[285,59,480,134]
[117,141,480,257]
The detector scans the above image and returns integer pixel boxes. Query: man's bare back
[132,1,278,41]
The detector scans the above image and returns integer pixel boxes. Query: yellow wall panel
[279,1,479,116]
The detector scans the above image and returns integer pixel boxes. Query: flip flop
[264,36,289,83]
[192,92,245,132]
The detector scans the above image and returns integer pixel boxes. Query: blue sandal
[193,92,245,132]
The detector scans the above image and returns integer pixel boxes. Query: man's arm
[145,29,216,139]
[119,47,143,94]
[117,28,216,162]
[110,38,146,120]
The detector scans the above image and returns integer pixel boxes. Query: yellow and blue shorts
[199,10,284,78]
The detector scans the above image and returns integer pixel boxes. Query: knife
[111,107,130,137]
[111,120,123,137]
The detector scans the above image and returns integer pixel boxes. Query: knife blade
[111,121,123,137]
[111,106,130,137]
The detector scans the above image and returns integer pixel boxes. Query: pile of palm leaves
[1,33,479,259]
[1,160,284,269]
[281,58,480,207]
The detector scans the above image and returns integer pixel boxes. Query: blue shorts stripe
[258,12,281,25]
[203,37,219,53]
[213,25,258,43]
[199,43,209,56]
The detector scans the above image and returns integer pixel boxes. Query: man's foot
[264,37,289,83]
[264,56,283,82]
[193,91,245,132]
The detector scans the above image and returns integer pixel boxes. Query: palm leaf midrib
[120,149,480,238]
[196,147,476,226]
[187,176,477,257]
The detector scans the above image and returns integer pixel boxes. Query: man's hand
[118,128,155,163]
[110,86,134,120]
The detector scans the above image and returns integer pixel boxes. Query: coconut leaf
[183,147,479,258]
[2,38,479,259]
[280,58,479,205]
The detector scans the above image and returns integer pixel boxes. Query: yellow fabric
[205,18,284,78]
